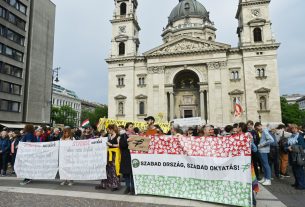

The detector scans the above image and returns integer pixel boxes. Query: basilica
[106,0,281,125]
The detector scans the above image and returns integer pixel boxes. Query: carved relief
[151,40,217,55]
[147,66,165,74]
[207,61,227,70]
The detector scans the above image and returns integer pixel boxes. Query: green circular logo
[132,159,140,168]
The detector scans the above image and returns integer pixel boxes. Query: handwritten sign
[14,142,59,179]
[128,135,151,152]
[59,138,107,180]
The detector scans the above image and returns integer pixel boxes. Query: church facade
[107,0,282,125]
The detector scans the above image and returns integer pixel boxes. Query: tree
[51,105,78,127]
[281,97,305,126]
[81,106,108,127]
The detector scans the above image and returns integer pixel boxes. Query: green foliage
[81,106,108,127]
[281,97,305,126]
[51,105,78,127]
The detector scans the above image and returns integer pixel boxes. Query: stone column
[206,90,209,123]
[169,92,175,121]
[200,90,205,119]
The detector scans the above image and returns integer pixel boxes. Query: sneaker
[262,179,271,186]
[1,172,7,177]
[20,179,31,185]
[67,181,74,186]
[283,173,290,178]
[258,178,265,183]
[60,181,67,186]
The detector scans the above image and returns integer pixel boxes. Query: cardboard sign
[128,135,151,152]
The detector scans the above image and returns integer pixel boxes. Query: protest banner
[97,118,170,133]
[59,138,107,180]
[173,117,204,127]
[14,142,59,179]
[131,134,252,207]
[128,135,151,152]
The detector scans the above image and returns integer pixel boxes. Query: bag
[279,137,288,154]
[291,145,305,166]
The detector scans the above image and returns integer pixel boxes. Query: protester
[60,127,75,186]
[10,130,21,174]
[119,122,135,195]
[96,124,120,191]
[80,126,94,139]
[285,124,305,190]
[0,130,11,176]
[202,125,212,137]
[247,120,262,180]
[144,116,158,136]
[268,125,280,179]
[276,124,291,178]
[255,122,274,186]
[49,128,61,141]
[20,124,37,185]
[35,127,46,142]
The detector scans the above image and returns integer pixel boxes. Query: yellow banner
[97,118,170,133]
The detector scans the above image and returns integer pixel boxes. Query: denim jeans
[292,164,305,189]
[260,152,271,180]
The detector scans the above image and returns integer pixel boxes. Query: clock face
[252,9,260,17]
[119,26,126,33]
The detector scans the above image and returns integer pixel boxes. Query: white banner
[131,154,251,183]
[59,138,107,180]
[173,117,204,126]
[14,142,59,179]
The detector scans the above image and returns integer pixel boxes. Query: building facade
[0,0,55,125]
[107,0,282,125]
[81,99,106,112]
[296,97,305,110]
[52,84,81,126]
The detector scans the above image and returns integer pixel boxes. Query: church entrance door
[173,70,200,119]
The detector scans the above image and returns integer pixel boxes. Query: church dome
[168,0,210,23]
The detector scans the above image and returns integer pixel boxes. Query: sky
[51,0,305,104]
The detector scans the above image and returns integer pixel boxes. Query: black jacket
[119,133,132,175]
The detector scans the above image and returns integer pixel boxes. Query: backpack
[291,145,305,166]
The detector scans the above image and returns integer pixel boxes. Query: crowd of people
[1,116,305,203]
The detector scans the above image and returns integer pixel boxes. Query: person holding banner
[144,116,158,136]
[120,122,135,195]
[20,124,37,185]
[96,124,120,191]
[60,127,75,186]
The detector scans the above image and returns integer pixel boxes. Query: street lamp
[50,67,61,126]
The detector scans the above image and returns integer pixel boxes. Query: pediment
[135,94,148,99]
[144,36,230,56]
[114,95,127,100]
[229,89,244,95]
[255,87,271,93]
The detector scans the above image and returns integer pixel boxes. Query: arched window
[120,3,127,15]
[119,42,125,55]
[231,72,235,80]
[261,69,265,77]
[118,102,124,115]
[208,36,213,41]
[256,69,261,77]
[259,96,267,110]
[139,102,145,115]
[235,71,239,79]
[253,28,262,42]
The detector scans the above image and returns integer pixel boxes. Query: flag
[81,119,90,128]
[234,98,243,117]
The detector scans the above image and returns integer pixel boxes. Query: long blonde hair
[61,127,72,140]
